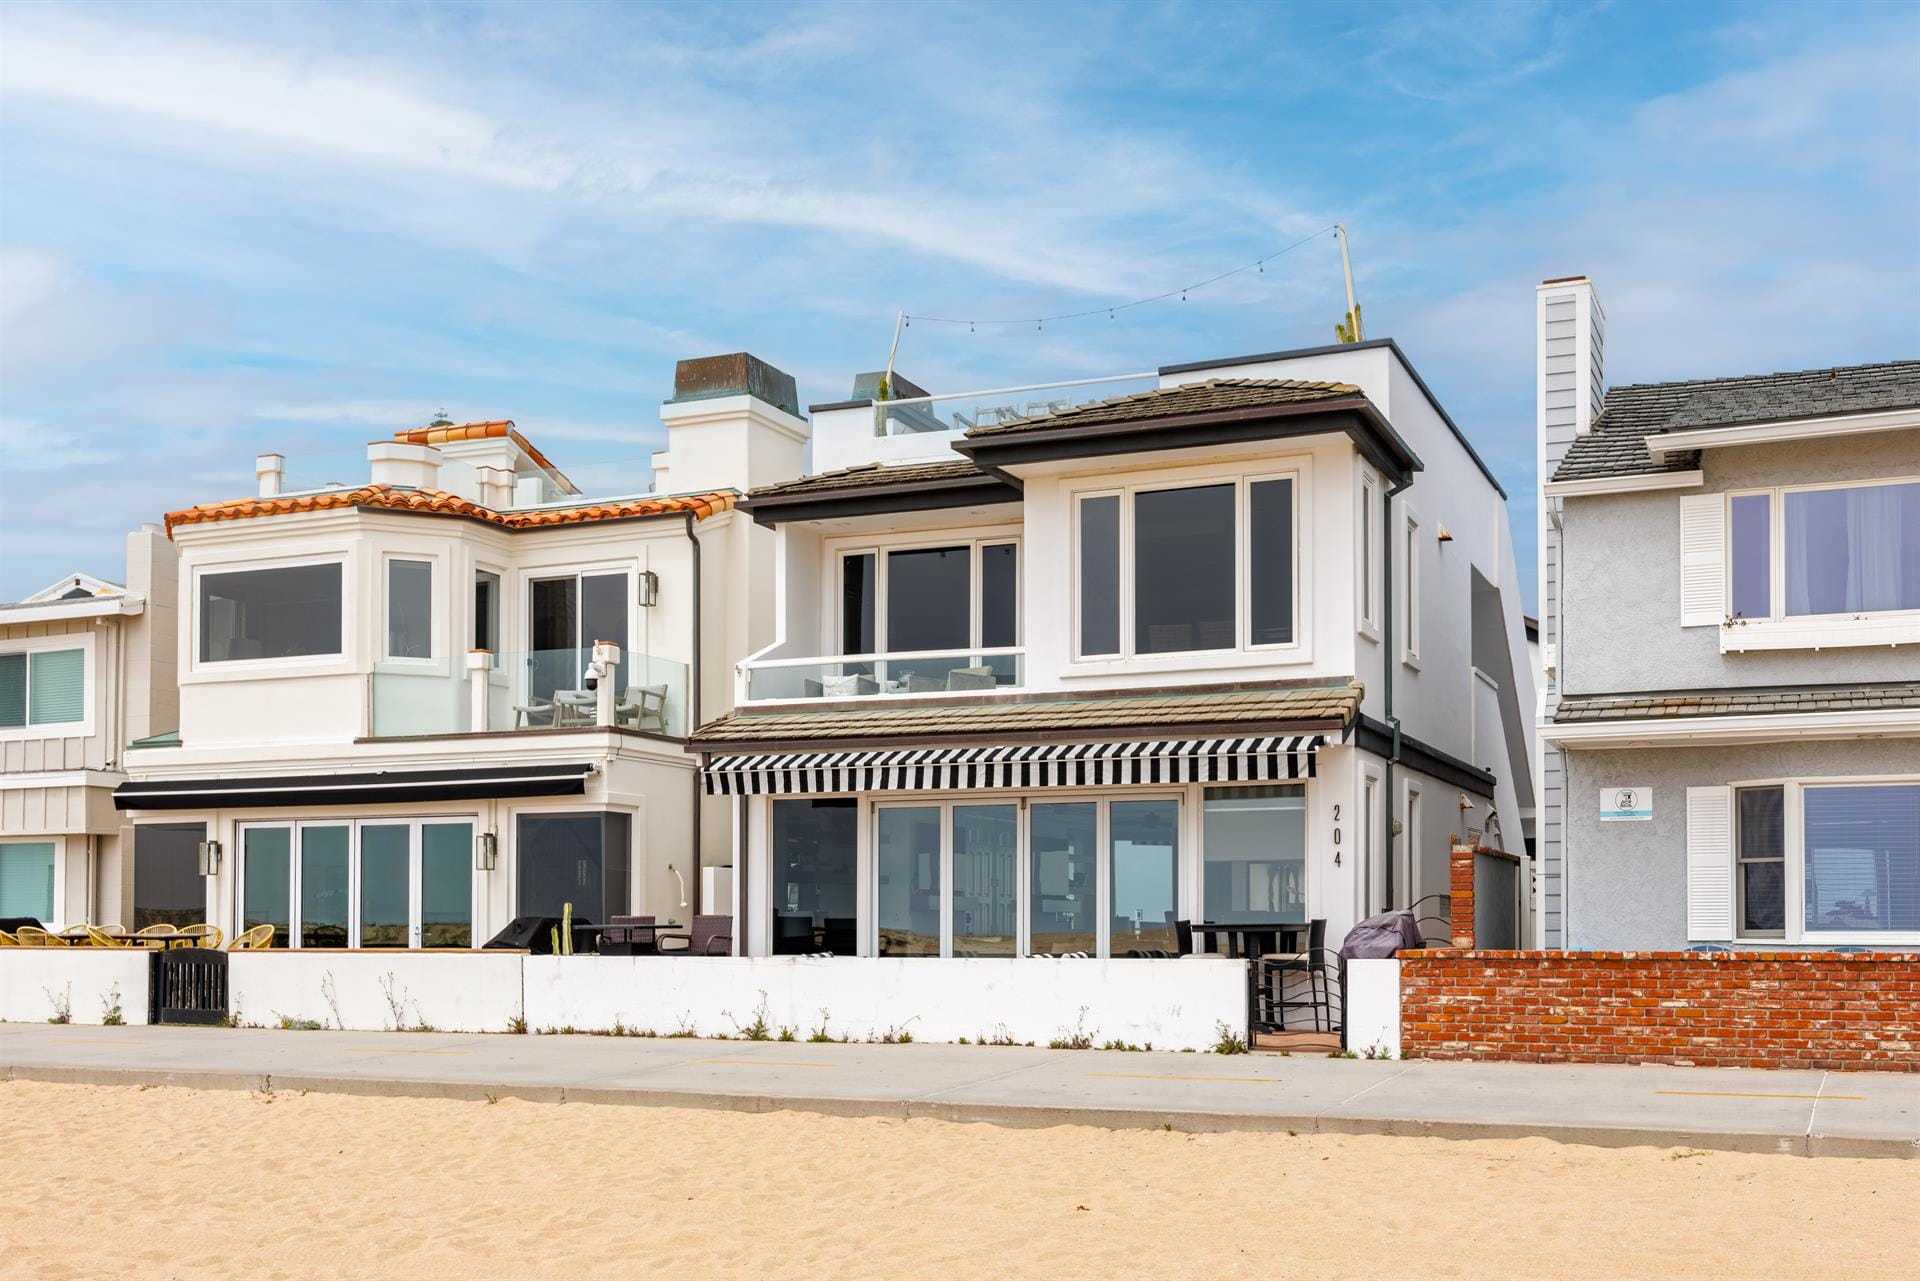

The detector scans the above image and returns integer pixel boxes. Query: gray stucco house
[1535,276,1919,949]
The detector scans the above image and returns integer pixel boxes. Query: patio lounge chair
[658,914,732,956]
[946,666,997,691]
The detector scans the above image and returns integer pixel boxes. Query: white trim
[189,552,348,676]
[1541,470,1704,498]
[0,595,144,624]
[1646,406,1920,458]
[1357,466,1380,641]
[1541,706,1920,748]
[0,769,124,791]
[236,815,479,949]
[381,553,439,663]
[1400,504,1421,668]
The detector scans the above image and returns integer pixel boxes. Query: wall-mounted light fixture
[637,569,660,607]
[196,839,223,876]
[475,831,498,871]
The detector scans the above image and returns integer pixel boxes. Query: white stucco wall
[1344,957,1400,1058]
[227,950,524,1032]
[524,954,1247,1050]
[0,949,151,1025]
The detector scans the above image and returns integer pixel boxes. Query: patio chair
[773,914,816,954]
[820,917,857,955]
[131,923,180,949]
[552,691,597,727]
[513,696,557,729]
[617,685,670,733]
[946,666,997,691]
[227,923,276,951]
[14,926,64,947]
[0,931,16,946]
[905,674,945,694]
[174,923,224,950]
[86,926,127,948]
[658,914,732,956]
[1261,919,1337,1034]
[598,914,658,956]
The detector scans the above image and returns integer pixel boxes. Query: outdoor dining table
[1190,921,1307,958]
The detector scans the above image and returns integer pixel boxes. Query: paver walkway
[2,1021,1914,1158]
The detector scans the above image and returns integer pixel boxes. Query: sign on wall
[1600,786,1653,821]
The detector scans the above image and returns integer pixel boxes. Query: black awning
[114,762,595,811]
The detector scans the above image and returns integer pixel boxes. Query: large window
[1029,802,1097,955]
[1110,799,1180,955]
[1804,784,1918,935]
[132,823,204,931]
[772,798,857,954]
[1202,785,1305,924]
[1728,480,1920,620]
[952,804,1018,956]
[0,841,55,922]
[528,571,628,702]
[1075,473,1299,659]
[385,559,432,659]
[835,539,1020,691]
[518,813,628,924]
[0,645,84,729]
[200,562,343,663]
[876,806,940,956]
[241,819,475,948]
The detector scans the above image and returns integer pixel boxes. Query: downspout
[684,512,704,917]
[1382,473,1413,909]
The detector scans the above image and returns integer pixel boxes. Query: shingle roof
[393,419,577,493]
[166,484,735,535]
[962,378,1363,438]
[692,681,1363,748]
[1551,360,1920,483]
[746,458,989,500]
[1553,682,1920,723]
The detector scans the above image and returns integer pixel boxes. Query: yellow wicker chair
[227,923,275,951]
[14,926,65,947]
[86,926,127,948]
[0,930,16,947]
[131,924,179,949]
[175,923,224,950]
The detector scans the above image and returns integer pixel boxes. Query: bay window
[1074,471,1300,660]
[1727,479,1920,620]
[199,562,342,663]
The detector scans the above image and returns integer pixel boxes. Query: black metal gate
[148,948,228,1025]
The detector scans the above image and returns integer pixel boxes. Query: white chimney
[1537,276,1605,450]
[367,441,442,490]
[476,465,515,510]
[256,453,285,497]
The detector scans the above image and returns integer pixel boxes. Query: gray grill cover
[1340,908,1426,959]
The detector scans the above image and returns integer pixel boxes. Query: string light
[903,225,1338,332]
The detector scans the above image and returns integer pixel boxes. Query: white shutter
[1678,493,1725,627]
[1685,785,1734,941]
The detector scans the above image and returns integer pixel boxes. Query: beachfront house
[1,542,177,930]
[1534,275,1920,949]
[109,355,806,950]
[693,339,1537,997]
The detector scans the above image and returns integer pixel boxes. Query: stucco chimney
[256,453,285,497]
[367,440,442,490]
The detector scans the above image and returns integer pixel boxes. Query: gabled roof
[166,484,735,535]
[393,419,579,495]
[21,571,127,603]
[1552,360,1920,483]
[962,377,1362,438]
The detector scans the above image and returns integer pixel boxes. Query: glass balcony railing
[873,372,1158,439]
[742,648,1023,702]
[371,649,689,738]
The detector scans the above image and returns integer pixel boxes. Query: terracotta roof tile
[391,419,576,493]
[165,484,735,535]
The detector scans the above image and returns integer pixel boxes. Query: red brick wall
[1448,843,1474,949]
[1400,950,1920,1072]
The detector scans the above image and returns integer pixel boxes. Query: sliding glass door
[239,820,474,949]
[953,804,1017,956]
[528,572,629,703]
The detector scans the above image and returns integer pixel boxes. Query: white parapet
[228,951,524,1033]
[0,950,152,1026]
[1344,958,1402,1058]
[524,955,1247,1050]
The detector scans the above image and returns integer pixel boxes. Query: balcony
[371,649,689,738]
[740,648,1024,703]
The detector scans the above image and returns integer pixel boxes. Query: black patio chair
[773,914,816,954]
[820,916,858,956]
[659,914,732,956]
[1261,918,1340,1034]
[597,914,657,956]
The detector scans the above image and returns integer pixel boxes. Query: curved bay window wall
[239,819,476,948]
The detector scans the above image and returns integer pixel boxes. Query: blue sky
[2,0,1916,606]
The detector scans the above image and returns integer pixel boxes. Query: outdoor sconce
[196,839,223,876]
[476,831,498,871]
[637,569,660,607]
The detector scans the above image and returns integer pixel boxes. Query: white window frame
[235,816,478,949]
[1401,507,1422,668]
[1360,766,1383,920]
[1068,464,1307,664]
[1726,475,1920,624]
[381,553,438,664]
[473,564,505,656]
[831,533,1022,657]
[0,632,95,742]
[1726,774,1920,946]
[189,552,349,676]
[1358,467,1381,641]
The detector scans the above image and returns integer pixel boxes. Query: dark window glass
[842,553,875,654]
[1737,786,1785,935]
[133,822,204,930]
[199,563,342,662]
[1078,496,1120,656]
[242,827,292,947]
[359,824,411,948]
[582,572,630,694]
[0,653,24,728]
[387,560,432,659]
[771,798,857,955]
[517,812,630,924]
[876,806,940,956]
[1135,484,1235,654]
[1204,785,1306,923]
[301,825,351,949]
[1730,495,1771,620]
[981,543,1018,648]
[422,823,474,948]
[528,576,577,701]
[474,571,500,652]
[1029,803,1096,956]
[886,546,971,653]
[1250,478,1294,645]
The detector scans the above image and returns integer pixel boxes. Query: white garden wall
[524,955,1247,1050]
[228,951,523,1033]
[0,950,151,1025]
[1344,957,1401,1058]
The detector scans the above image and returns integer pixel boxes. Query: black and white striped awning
[701,736,1321,796]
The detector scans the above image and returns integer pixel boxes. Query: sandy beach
[3,1081,1914,1280]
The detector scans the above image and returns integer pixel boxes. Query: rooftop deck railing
[739,647,1024,704]
[872,372,1158,439]
[371,648,689,738]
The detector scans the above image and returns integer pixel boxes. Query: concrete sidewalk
[2,1021,1914,1158]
